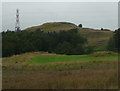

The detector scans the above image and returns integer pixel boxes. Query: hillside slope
[24,22,114,50]
[79,28,113,50]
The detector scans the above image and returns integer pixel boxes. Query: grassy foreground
[2,52,118,89]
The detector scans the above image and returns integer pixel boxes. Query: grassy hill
[79,28,113,50]
[24,22,79,32]
[24,22,114,50]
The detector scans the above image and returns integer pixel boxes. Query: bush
[55,41,73,55]
[101,28,104,30]
[78,24,82,28]
[84,46,94,54]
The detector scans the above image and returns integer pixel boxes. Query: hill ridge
[23,22,113,50]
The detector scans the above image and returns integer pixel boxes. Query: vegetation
[107,28,120,52]
[2,22,119,89]
[24,22,79,32]
[78,24,82,28]
[29,54,117,64]
[24,22,114,51]
[101,28,104,30]
[3,21,115,57]
[79,28,113,50]
[3,52,118,89]
[2,28,94,57]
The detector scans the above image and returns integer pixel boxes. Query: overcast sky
[2,2,118,32]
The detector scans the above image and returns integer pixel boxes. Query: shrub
[78,24,82,28]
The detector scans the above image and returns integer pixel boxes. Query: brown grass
[79,28,113,47]
[24,22,79,32]
[3,61,118,89]
[2,52,56,66]
[90,51,118,57]
[3,65,118,89]
[2,52,118,89]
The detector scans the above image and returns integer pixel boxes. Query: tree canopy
[2,28,93,57]
[107,28,120,52]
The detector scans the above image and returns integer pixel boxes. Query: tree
[101,28,104,30]
[2,28,92,57]
[78,24,82,28]
[84,46,94,54]
[107,28,120,52]
[55,41,73,55]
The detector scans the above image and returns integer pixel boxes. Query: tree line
[2,28,120,57]
[107,28,120,52]
[2,29,93,57]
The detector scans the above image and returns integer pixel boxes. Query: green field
[29,55,118,64]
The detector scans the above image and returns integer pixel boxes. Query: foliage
[3,52,118,89]
[107,28,120,52]
[101,28,104,30]
[3,56,117,89]
[78,24,82,28]
[2,28,93,57]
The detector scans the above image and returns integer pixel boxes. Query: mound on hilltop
[24,22,80,32]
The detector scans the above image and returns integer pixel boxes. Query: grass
[3,63,118,89]
[24,22,78,32]
[2,52,118,89]
[95,42,108,50]
[29,54,118,64]
[79,28,113,49]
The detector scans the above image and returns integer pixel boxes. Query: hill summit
[24,22,80,32]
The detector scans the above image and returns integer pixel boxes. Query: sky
[2,2,118,32]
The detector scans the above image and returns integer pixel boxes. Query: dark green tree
[107,28,120,52]
[2,28,93,57]
[55,41,73,55]
[78,24,82,28]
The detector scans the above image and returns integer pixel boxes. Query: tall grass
[3,64,118,89]
[2,52,118,89]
